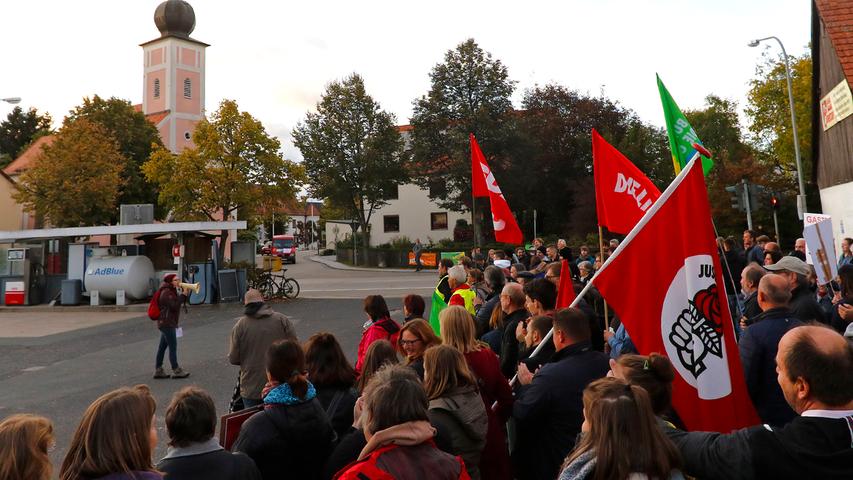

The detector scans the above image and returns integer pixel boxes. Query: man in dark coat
[764,256,826,324]
[740,263,766,326]
[666,325,853,480]
[474,266,506,337]
[499,283,529,378]
[739,274,802,426]
[512,308,609,480]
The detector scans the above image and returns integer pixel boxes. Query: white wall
[323,183,467,249]
[818,181,853,250]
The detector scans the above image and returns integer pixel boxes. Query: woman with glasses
[398,319,440,379]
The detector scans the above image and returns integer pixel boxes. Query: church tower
[141,0,208,153]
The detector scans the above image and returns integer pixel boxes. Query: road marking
[21,366,46,372]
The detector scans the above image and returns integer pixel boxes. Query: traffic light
[747,184,768,212]
[770,194,779,210]
[726,184,745,211]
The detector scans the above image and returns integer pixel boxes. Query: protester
[441,305,514,480]
[667,325,853,479]
[764,256,827,324]
[515,247,531,270]
[608,239,620,256]
[838,237,853,268]
[740,263,766,326]
[424,345,489,479]
[764,249,782,266]
[604,318,636,359]
[610,353,680,426]
[355,295,401,373]
[831,264,853,335]
[331,365,468,479]
[557,239,573,262]
[413,238,423,271]
[436,258,455,303]
[544,262,561,288]
[60,385,161,480]
[233,340,334,480]
[720,237,746,296]
[305,333,359,439]
[399,319,440,379]
[558,377,684,480]
[481,300,505,353]
[577,261,593,286]
[575,245,595,266]
[403,294,426,323]
[154,273,190,379]
[519,314,555,371]
[514,279,557,350]
[229,288,297,408]
[790,238,807,261]
[157,387,261,479]
[447,265,476,315]
[0,414,54,480]
[743,229,763,265]
[474,266,506,337]
[356,339,400,393]
[467,268,489,306]
[512,307,610,480]
[510,262,526,283]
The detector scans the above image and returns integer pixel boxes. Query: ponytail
[266,340,310,398]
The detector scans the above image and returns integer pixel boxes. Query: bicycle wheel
[282,278,300,299]
[258,276,275,299]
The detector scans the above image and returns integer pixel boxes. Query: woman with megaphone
[153,273,191,379]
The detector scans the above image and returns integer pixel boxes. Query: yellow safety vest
[450,288,476,316]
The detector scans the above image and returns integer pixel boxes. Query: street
[0,256,437,465]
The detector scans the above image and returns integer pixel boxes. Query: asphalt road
[0,256,438,467]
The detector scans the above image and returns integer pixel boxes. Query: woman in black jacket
[233,339,335,480]
[154,273,189,379]
[304,332,358,440]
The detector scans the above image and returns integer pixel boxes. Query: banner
[657,75,714,175]
[591,158,758,432]
[804,219,838,285]
[803,213,832,265]
[408,252,437,268]
[592,129,662,234]
[470,134,523,244]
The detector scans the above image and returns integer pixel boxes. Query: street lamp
[1,97,21,104]
[748,36,806,219]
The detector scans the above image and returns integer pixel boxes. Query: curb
[309,255,432,273]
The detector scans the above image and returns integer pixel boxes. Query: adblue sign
[87,267,126,276]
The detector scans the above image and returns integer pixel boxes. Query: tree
[409,39,518,242]
[66,96,164,217]
[292,74,407,263]
[745,52,816,216]
[143,99,304,264]
[0,106,52,168]
[13,119,125,227]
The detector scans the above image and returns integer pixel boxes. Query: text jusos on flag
[470,134,523,245]
[591,157,759,433]
[592,129,662,235]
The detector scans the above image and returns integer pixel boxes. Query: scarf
[263,381,316,406]
[559,449,596,480]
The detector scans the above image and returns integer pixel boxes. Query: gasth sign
[87,267,126,276]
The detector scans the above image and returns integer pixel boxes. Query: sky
[0,0,811,162]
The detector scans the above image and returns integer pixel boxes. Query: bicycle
[251,268,300,300]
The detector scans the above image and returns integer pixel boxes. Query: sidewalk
[309,254,433,273]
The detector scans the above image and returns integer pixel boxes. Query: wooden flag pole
[598,225,610,331]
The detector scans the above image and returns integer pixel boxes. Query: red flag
[592,129,662,235]
[556,260,576,308]
[471,135,523,244]
[471,133,489,198]
[591,158,759,432]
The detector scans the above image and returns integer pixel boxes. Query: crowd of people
[2,234,853,480]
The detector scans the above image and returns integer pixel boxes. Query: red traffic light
[771,196,779,208]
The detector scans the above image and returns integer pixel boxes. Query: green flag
[657,74,714,175]
[428,289,447,336]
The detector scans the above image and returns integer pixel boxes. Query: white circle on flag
[661,254,732,400]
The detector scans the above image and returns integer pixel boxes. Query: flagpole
[598,225,610,331]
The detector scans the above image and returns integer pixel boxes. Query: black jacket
[512,341,610,480]
[157,447,260,480]
[520,339,555,372]
[474,290,501,338]
[738,307,801,426]
[743,291,762,323]
[437,275,452,303]
[789,284,826,324]
[232,399,335,480]
[315,385,358,441]
[666,414,853,480]
[500,309,530,379]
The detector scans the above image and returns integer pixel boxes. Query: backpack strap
[325,390,346,417]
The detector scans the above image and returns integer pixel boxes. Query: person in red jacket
[154,273,190,379]
[440,305,514,480]
[355,295,400,374]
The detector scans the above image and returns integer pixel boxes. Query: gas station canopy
[0,221,247,243]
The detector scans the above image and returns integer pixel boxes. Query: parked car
[262,235,297,263]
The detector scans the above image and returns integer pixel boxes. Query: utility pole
[742,179,753,230]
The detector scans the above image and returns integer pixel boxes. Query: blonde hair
[439,305,485,353]
[60,385,157,480]
[423,345,477,400]
[0,414,54,480]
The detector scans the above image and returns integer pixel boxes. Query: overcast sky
[1,0,810,161]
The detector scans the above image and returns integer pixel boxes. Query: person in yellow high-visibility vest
[447,265,476,316]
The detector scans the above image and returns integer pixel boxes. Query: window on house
[428,180,446,198]
[385,184,399,200]
[431,212,448,230]
[183,78,192,98]
[384,215,400,233]
[154,79,160,98]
